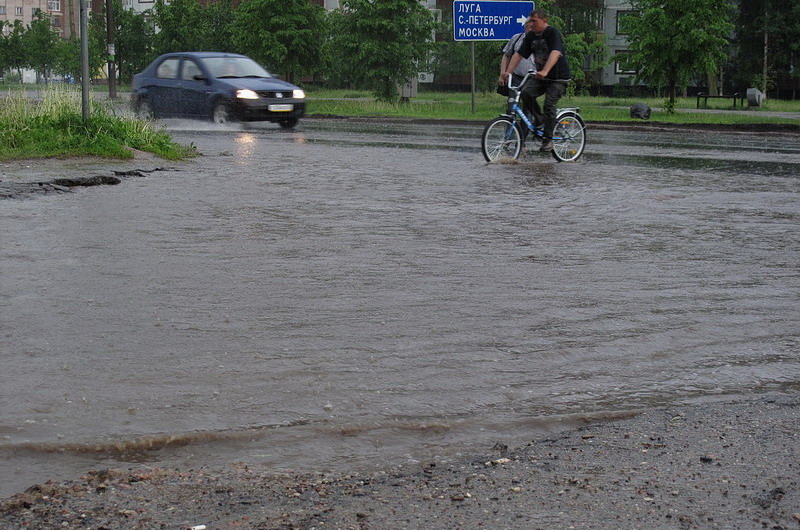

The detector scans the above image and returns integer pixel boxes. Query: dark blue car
[131,52,306,128]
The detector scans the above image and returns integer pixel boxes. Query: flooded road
[2,119,799,498]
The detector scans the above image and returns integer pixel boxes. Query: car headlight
[236,89,259,100]
[293,89,305,99]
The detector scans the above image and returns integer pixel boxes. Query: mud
[2,392,798,529]
[0,165,168,199]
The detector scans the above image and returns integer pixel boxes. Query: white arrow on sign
[516,16,528,24]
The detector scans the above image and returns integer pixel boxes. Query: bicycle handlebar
[506,69,537,92]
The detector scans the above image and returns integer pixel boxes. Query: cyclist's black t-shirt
[518,25,571,81]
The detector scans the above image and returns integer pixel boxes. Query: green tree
[201,0,236,52]
[152,0,234,55]
[52,37,82,80]
[325,0,437,101]
[87,9,112,82]
[230,0,325,82]
[3,21,27,82]
[113,1,156,83]
[549,1,609,95]
[24,10,61,83]
[0,22,8,79]
[623,0,734,110]
[732,0,800,97]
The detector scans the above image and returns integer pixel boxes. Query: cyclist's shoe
[539,139,553,152]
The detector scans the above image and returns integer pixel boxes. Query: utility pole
[762,30,768,95]
[80,0,90,120]
[106,0,116,99]
[470,42,475,113]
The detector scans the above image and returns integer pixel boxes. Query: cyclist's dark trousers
[523,79,567,140]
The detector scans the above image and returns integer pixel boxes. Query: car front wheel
[211,101,235,124]
[135,100,155,120]
[278,118,299,129]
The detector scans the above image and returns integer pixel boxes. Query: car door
[148,57,182,117]
[178,58,210,119]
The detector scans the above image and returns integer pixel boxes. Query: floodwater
[2,119,799,498]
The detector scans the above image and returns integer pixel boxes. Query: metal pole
[106,0,116,99]
[471,42,475,114]
[80,0,90,120]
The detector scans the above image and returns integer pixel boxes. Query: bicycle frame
[502,71,538,136]
[501,71,582,142]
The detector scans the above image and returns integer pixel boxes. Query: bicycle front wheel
[481,117,523,163]
[551,111,586,162]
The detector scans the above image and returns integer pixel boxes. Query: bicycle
[481,70,586,163]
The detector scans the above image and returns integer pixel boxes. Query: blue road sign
[453,0,535,41]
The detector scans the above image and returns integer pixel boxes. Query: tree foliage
[325,0,437,101]
[0,21,28,81]
[152,0,235,55]
[230,0,325,81]
[24,10,61,82]
[113,0,156,83]
[732,0,800,96]
[51,37,82,80]
[549,1,609,94]
[623,0,734,109]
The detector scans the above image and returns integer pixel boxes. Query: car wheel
[212,101,235,124]
[135,100,155,120]
[279,118,299,129]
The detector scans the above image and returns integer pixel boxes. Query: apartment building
[0,0,67,37]
[601,0,636,90]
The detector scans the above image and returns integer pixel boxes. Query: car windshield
[203,57,272,79]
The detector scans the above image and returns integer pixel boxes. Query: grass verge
[306,88,800,126]
[0,86,195,161]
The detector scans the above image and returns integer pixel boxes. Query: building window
[616,10,635,36]
[49,0,61,11]
[0,6,6,14]
[52,15,61,27]
[16,6,24,16]
[614,51,637,75]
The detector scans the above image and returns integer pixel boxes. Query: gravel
[2,391,799,529]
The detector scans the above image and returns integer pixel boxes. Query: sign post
[453,0,534,112]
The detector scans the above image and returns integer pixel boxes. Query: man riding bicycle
[500,10,571,152]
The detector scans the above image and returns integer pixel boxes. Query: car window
[181,60,203,81]
[156,58,180,79]
[203,57,272,79]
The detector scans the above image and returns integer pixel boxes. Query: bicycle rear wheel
[482,117,523,162]
[551,111,586,162]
